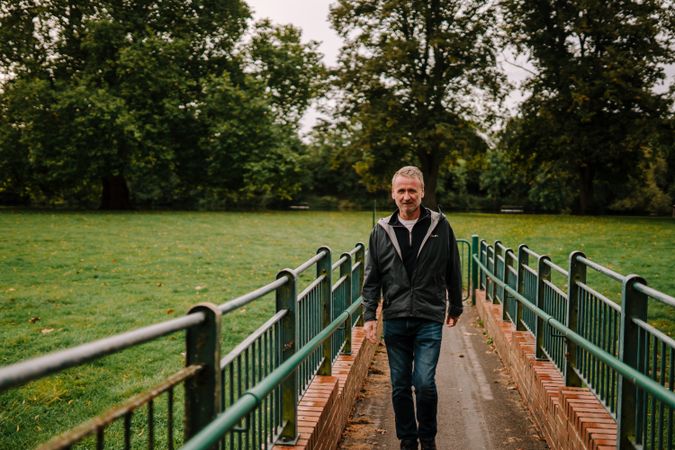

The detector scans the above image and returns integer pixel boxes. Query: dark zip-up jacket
[362,206,463,323]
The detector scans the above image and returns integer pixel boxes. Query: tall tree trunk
[578,165,594,214]
[418,151,440,211]
[100,175,132,210]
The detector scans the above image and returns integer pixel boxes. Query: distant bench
[500,205,524,213]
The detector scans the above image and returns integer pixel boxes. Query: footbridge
[0,237,673,450]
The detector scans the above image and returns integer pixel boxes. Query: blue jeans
[383,318,443,441]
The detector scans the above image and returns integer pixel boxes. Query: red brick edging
[474,289,617,450]
[272,319,382,450]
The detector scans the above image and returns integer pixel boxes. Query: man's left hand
[446,315,459,327]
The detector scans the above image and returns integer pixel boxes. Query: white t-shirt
[398,216,417,245]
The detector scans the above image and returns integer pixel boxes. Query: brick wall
[474,289,617,450]
[272,317,382,450]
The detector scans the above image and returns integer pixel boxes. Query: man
[362,166,463,450]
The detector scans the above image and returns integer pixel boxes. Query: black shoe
[400,438,418,450]
[419,438,437,450]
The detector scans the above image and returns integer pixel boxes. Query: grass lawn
[0,210,672,448]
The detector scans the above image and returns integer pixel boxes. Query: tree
[327,0,504,209]
[0,1,325,209]
[502,0,675,213]
[0,0,250,208]
[245,19,327,129]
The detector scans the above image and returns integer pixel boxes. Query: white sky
[246,0,342,67]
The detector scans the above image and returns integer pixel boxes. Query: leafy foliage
[324,0,505,208]
[501,0,675,213]
[0,1,324,208]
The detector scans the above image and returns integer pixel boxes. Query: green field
[0,210,673,448]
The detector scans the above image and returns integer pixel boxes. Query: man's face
[391,175,424,219]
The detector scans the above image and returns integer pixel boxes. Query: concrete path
[339,304,549,449]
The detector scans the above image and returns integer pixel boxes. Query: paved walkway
[339,304,549,449]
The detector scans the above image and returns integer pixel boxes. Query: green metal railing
[457,239,471,301]
[470,235,675,450]
[216,244,366,449]
[181,295,364,450]
[0,243,366,450]
[14,227,659,449]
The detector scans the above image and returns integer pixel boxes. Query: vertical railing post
[276,269,298,445]
[485,241,495,302]
[516,244,528,331]
[503,249,515,323]
[536,256,551,360]
[565,251,585,387]
[341,252,353,355]
[354,243,366,326]
[491,241,501,303]
[617,275,648,449]
[317,247,332,376]
[480,239,487,291]
[471,235,479,305]
[184,303,222,441]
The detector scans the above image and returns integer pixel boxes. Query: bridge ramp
[340,305,549,449]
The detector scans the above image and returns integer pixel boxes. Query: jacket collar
[388,205,431,226]
[379,206,442,261]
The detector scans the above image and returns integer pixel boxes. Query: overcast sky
[246,0,342,67]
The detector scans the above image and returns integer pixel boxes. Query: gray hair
[392,166,424,189]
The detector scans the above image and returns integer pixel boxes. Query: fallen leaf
[29,317,40,324]
[41,328,55,334]
[166,309,175,315]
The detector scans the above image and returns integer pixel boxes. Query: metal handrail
[1,243,367,450]
[543,278,567,299]
[523,264,537,276]
[635,282,675,307]
[294,250,328,275]
[36,365,202,450]
[576,255,626,282]
[220,310,287,369]
[543,258,568,277]
[577,281,621,312]
[332,254,349,271]
[332,274,349,291]
[297,274,326,300]
[633,318,675,348]
[0,312,205,391]
[181,299,363,450]
[522,246,542,260]
[218,276,288,315]
[473,255,675,408]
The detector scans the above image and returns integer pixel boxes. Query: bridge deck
[340,304,549,449]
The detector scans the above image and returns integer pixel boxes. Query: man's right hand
[364,320,378,344]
